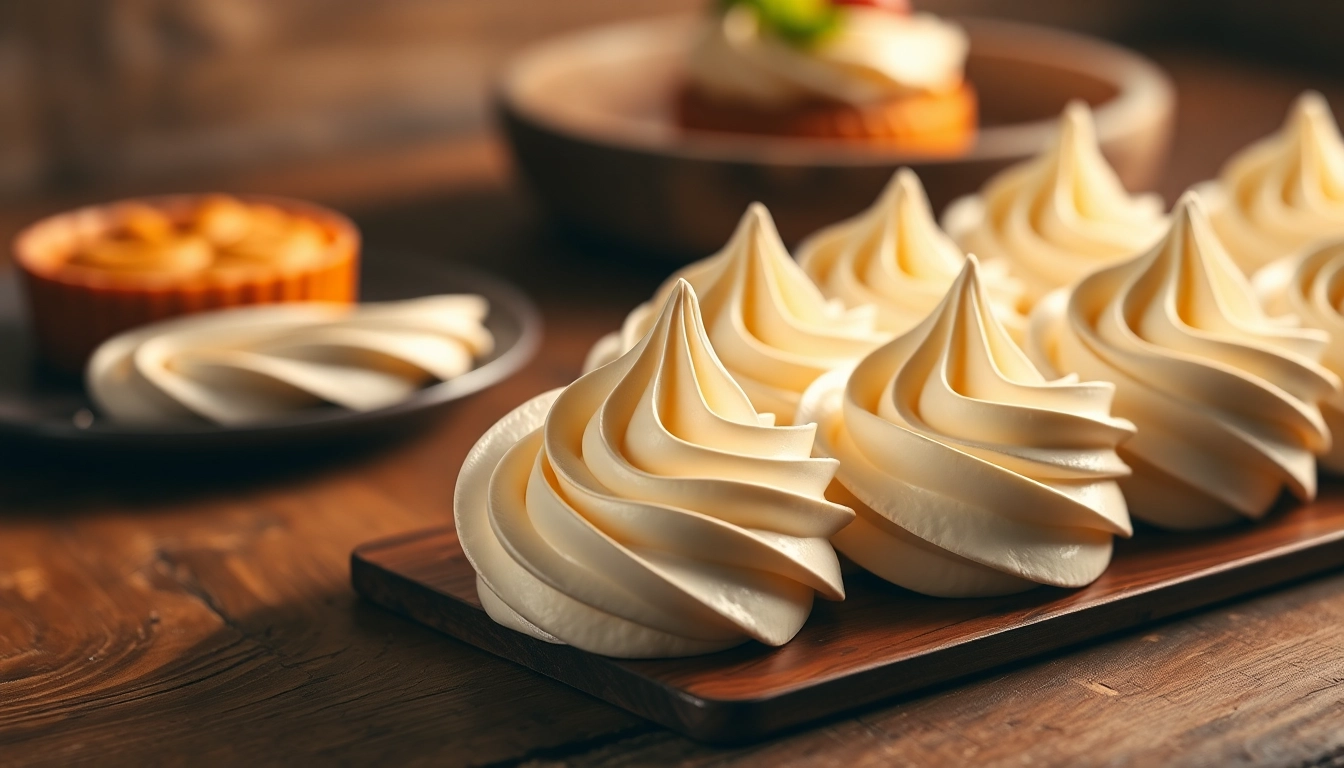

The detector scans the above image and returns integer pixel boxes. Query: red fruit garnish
[831,0,911,12]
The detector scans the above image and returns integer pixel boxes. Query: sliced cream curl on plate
[87,296,493,425]
[797,167,1029,341]
[1029,191,1340,530]
[1204,91,1344,277]
[942,101,1167,305]
[797,255,1134,598]
[583,203,883,425]
[455,279,854,658]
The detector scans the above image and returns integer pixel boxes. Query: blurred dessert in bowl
[499,8,1173,256]
[13,194,359,372]
[679,0,975,153]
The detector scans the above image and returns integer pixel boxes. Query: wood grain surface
[3,47,1344,767]
[351,501,1344,744]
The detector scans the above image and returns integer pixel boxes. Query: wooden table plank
[2,45,1344,767]
[0,361,648,766]
[525,571,1344,767]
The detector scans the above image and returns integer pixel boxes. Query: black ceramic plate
[0,251,541,453]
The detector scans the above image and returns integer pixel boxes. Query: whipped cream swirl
[686,5,968,109]
[1253,240,1344,473]
[943,102,1167,303]
[1029,193,1340,529]
[797,256,1134,597]
[456,280,853,658]
[1204,92,1344,274]
[88,296,493,425]
[584,203,883,425]
[798,168,1029,340]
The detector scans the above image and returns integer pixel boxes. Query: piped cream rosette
[87,295,492,425]
[943,102,1167,304]
[1252,239,1344,473]
[1029,193,1340,530]
[797,168,1029,341]
[584,203,883,425]
[1202,92,1344,277]
[797,256,1135,598]
[457,280,853,658]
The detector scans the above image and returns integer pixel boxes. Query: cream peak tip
[1286,91,1342,146]
[667,277,696,303]
[948,252,982,297]
[1161,190,1244,276]
[650,277,698,324]
[890,167,921,196]
[732,202,781,244]
[645,277,699,338]
[1171,189,1208,224]
[1059,100,1096,142]
[727,202,790,257]
[1291,90,1330,122]
[744,201,773,225]
[929,254,997,338]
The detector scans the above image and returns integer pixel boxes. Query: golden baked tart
[13,194,359,372]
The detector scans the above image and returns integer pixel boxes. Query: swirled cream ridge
[1029,192,1340,529]
[796,256,1134,598]
[1253,240,1344,473]
[943,102,1167,304]
[456,280,853,658]
[797,168,1029,341]
[584,203,883,425]
[686,5,968,109]
[87,296,493,425]
[1203,92,1344,274]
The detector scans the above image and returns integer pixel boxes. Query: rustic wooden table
[3,47,1344,767]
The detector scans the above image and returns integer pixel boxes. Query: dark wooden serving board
[351,491,1344,744]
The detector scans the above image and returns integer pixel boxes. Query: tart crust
[676,82,977,154]
[13,195,359,373]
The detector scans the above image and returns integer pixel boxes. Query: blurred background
[1,0,1341,217]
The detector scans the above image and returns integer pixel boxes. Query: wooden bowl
[498,16,1175,259]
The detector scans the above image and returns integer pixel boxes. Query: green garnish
[719,0,840,48]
